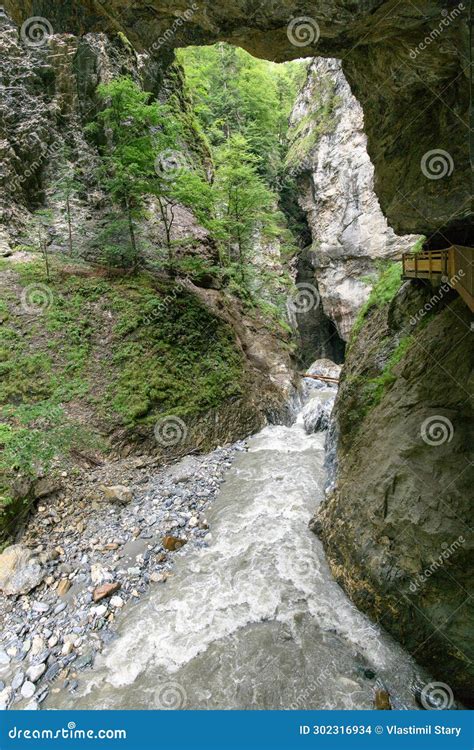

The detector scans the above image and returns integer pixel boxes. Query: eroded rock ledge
[5,0,471,236]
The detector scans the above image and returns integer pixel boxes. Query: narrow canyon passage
[46,388,431,710]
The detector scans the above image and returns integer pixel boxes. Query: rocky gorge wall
[314,282,474,705]
[1,0,472,708]
[288,58,419,342]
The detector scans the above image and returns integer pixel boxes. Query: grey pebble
[44,662,61,683]
[20,681,36,699]
[75,653,94,671]
[0,650,10,666]
[11,670,25,690]
[32,649,50,665]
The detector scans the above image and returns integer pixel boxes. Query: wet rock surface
[0,443,243,709]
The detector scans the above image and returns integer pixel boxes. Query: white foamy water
[48,391,430,710]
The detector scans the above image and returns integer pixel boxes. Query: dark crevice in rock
[294,247,346,367]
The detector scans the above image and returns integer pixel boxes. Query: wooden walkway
[402,245,474,312]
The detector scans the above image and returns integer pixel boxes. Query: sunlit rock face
[289,58,419,341]
[5,0,470,236]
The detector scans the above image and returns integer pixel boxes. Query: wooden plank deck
[402,245,474,312]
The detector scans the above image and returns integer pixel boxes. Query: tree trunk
[158,197,173,264]
[125,197,139,272]
[38,229,50,281]
[66,194,73,256]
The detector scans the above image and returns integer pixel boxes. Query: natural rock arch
[5,0,471,237]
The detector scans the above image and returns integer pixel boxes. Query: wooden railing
[402,245,474,312]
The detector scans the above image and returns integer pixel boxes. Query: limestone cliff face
[4,0,470,236]
[288,59,418,341]
[313,282,474,705]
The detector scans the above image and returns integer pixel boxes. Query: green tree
[51,147,81,256]
[214,134,275,286]
[34,209,53,281]
[178,44,307,189]
[90,76,213,270]
[89,77,181,270]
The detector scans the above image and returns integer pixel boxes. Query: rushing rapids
[47,385,432,710]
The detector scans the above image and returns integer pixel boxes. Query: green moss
[410,236,427,255]
[165,62,213,177]
[285,78,340,169]
[0,265,107,524]
[103,276,246,425]
[363,335,413,408]
[1,259,248,543]
[116,31,133,50]
[351,262,403,340]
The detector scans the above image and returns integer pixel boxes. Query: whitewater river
[48,389,429,710]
